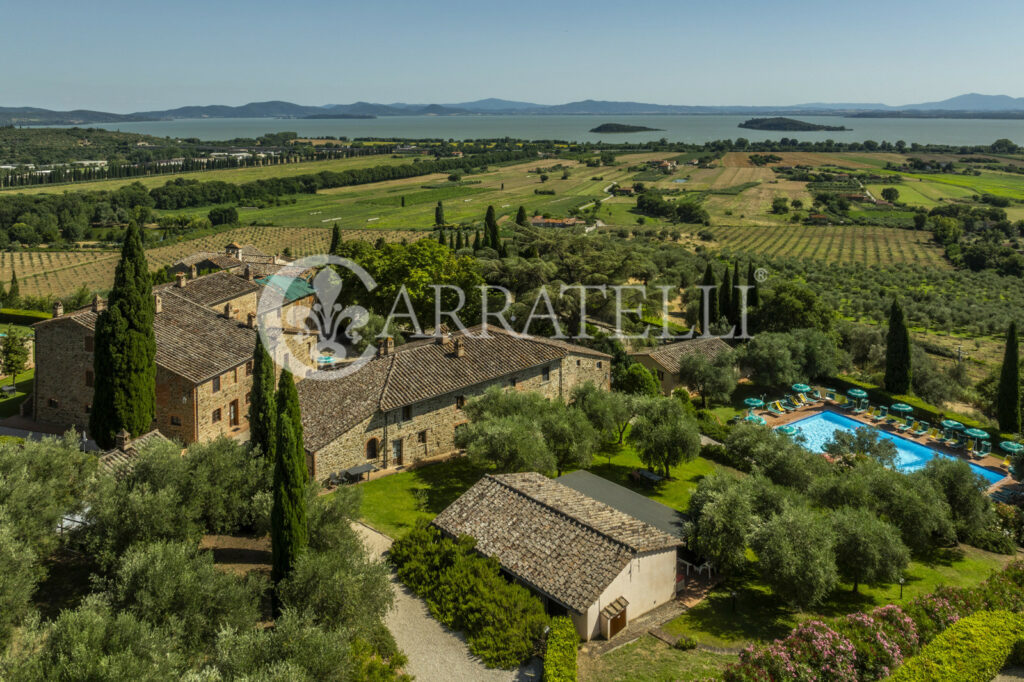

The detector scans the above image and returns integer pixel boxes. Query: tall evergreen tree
[747,262,760,308]
[248,335,277,459]
[730,261,743,326]
[473,230,481,251]
[89,222,156,448]
[437,230,445,246]
[698,263,718,335]
[485,205,500,250]
[448,232,455,250]
[884,299,912,395]
[271,410,308,602]
[328,224,343,255]
[7,271,19,307]
[455,230,464,250]
[718,268,733,328]
[276,368,304,450]
[515,205,529,227]
[434,200,445,226]
[997,321,1021,434]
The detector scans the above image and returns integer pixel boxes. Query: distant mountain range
[5,93,1024,126]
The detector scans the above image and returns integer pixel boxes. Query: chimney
[52,301,63,317]
[190,264,198,279]
[434,327,450,346]
[377,337,394,357]
[223,303,236,319]
[245,265,254,281]
[453,337,465,358]
[91,294,105,312]
[115,428,130,451]
[154,294,162,314]
[175,272,187,288]
[247,312,257,328]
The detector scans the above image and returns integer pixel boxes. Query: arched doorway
[366,438,379,460]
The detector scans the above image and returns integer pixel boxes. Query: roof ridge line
[486,474,641,553]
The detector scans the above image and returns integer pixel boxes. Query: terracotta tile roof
[155,270,260,308]
[41,275,258,384]
[98,429,174,476]
[296,327,611,452]
[630,337,731,372]
[432,473,680,612]
[601,596,629,619]
[173,252,244,270]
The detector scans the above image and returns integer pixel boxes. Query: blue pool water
[786,411,1005,485]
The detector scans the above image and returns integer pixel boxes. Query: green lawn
[358,442,732,536]
[580,634,736,681]
[0,367,34,419]
[664,545,1014,649]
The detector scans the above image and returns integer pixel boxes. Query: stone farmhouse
[433,472,681,641]
[167,243,285,279]
[296,327,611,481]
[629,337,731,395]
[32,268,313,444]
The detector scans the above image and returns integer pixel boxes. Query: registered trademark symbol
[754,268,769,283]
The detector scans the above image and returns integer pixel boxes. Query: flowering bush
[834,613,903,680]
[723,561,1024,681]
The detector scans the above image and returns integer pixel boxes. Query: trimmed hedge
[827,375,994,436]
[543,616,578,682]
[888,610,1024,682]
[0,308,50,325]
[389,521,549,669]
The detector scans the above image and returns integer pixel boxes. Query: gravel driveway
[353,523,542,682]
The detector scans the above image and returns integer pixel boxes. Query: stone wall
[32,318,93,432]
[311,350,611,480]
[632,355,679,395]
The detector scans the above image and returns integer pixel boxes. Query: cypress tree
[747,262,760,308]
[434,200,445,226]
[401,195,406,207]
[997,321,1021,434]
[7,271,19,306]
[485,205,499,249]
[90,222,156,448]
[455,230,464,250]
[884,299,912,395]
[249,335,277,459]
[698,263,718,334]
[437,230,445,246]
[515,205,529,227]
[276,368,304,450]
[328,224,342,255]
[271,410,308,601]
[473,230,481,251]
[730,261,743,326]
[448,232,455,250]
[718,267,732,328]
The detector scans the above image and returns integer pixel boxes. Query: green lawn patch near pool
[0,368,34,419]
[664,544,1014,649]
[579,634,736,682]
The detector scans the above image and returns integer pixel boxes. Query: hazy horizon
[5,0,1023,112]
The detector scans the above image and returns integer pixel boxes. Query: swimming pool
[786,410,1005,485]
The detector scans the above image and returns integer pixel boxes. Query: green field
[1,153,419,195]
[579,635,736,681]
[685,224,950,267]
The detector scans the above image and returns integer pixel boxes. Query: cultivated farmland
[692,224,950,268]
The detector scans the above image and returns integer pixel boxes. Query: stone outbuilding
[629,337,731,395]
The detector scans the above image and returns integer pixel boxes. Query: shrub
[834,612,904,679]
[544,616,578,682]
[726,620,857,682]
[695,409,731,442]
[673,633,697,650]
[390,522,548,668]
[888,611,1024,681]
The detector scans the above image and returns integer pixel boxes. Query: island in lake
[738,117,850,132]
[589,122,663,133]
[301,113,376,120]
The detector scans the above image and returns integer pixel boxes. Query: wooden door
[609,611,627,638]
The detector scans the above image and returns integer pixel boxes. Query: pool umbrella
[847,388,868,399]
[776,424,798,436]
[744,397,765,408]
[1000,441,1024,455]
[744,414,766,426]
[964,428,989,440]
[890,403,913,414]
[792,383,811,394]
[940,419,964,430]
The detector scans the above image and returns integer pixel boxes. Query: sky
[3,0,1022,112]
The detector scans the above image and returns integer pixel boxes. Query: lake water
[69,115,1024,146]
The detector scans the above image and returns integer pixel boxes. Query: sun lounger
[852,399,867,414]
[897,417,914,433]
[912,421,929,437]
[767,401,788,416]
[800,391,820,404]
[864,406,877,419]
[871,406,889,423]
[927,427,942,441]
[782,398,801,411]
[978,440,992,456]
[825,389,837,402]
